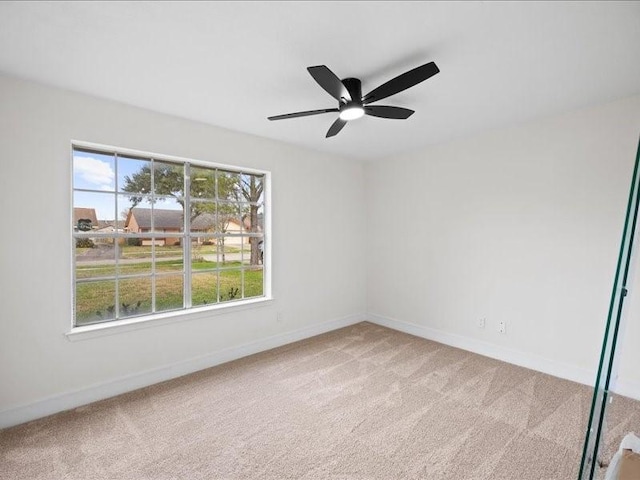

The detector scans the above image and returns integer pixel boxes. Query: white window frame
[68,140,272,340]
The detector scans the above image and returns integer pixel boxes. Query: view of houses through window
[72,144,267,327]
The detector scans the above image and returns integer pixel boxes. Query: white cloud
[74,155,115,190]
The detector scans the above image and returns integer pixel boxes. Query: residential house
[124,207,249,246]
[96,219,124,234]
[93,220,125,244]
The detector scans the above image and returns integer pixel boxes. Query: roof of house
[128,208,183,229]
[97,220,124,229]
[126,208,242,231]
[73,207,98,226]
[192,213,216,230]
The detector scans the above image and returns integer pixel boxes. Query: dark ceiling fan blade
[307,65,351,102]
[362,61,439,104]
[268,108,339,121]
[364,105,415,119]
[326,118,347,138]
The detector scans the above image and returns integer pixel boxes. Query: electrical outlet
[498,321,506,334]
[478,318,485,329]
[277,311,284,323]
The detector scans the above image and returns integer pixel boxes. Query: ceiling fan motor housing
[341,77,363,107]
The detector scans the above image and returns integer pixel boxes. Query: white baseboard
[0,313,365,429]
[366,313,640,401]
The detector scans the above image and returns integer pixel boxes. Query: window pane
[119,194,153,233]
[118,277,152,318]
[241,173,264,205]
[218,202,241,236]
[219,236,242,267]
[118,156,151,194]
[244,267,264,299]
[192,272,219,306]
[218,170,241,202]
[256,203,265,233]
[156,243,184,273]
[118,238,152,276]
[155,274,184,312]
[152,196,185,234]
[219,269,242,302]
[228,205,245,235]
[258,236,265,266]
[242,236,263,267]
[191,200,217,233]
[74,191,115,232]
[75,280,116,326]
[73,149,116,192]
[241,202,263,237]
[190,166,216,200]
[192,239,218,271]
[154,161,184,197]
[75,237,116,279]
[239,203,251,232]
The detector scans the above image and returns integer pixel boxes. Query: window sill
[65,297,274,342]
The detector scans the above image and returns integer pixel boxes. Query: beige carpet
[1,322,639,480]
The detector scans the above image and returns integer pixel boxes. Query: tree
[237,174,264,266]
[123,163,194,218]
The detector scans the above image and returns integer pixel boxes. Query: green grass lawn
[119,244,247,258]
[75,265,263,325]
[76,258,253,279]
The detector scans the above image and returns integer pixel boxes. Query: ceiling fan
[268,61,439,138]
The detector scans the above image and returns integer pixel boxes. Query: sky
[73,150,181,221]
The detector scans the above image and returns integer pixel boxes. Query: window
[72,143,268,327]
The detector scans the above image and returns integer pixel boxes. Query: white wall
[366,95,640,396]
[0,74,366,426]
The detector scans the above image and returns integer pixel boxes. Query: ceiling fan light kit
[268,61,439,138]
[339,105,365,121]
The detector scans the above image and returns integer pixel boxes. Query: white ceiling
[0,1,639,161]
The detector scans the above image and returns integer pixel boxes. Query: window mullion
[151,158,156,314]
[215,170,221,303]
[184,163,192,309]
[114,152,120,321]
[240,233,245,299]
